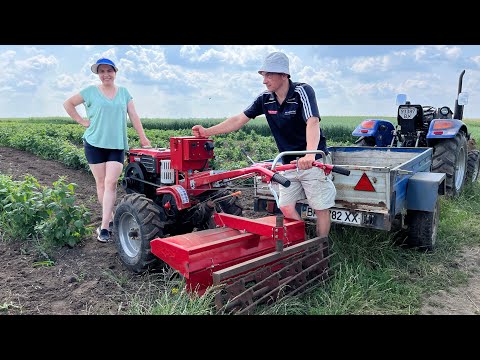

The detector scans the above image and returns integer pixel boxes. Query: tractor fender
[406,172,446,212]
[426,119,468,139]
[155,185,191,210]
[352,119,394,146]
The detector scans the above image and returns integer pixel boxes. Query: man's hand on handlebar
[192,125,208,138]
[292,154,316,170]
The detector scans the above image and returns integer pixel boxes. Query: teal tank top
[80,85,132,150]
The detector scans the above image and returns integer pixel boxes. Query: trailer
[254,146,446,250]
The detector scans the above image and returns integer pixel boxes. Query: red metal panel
[169,137,185,171]
[128,148,171,161]
[150,227,243,277]
[213,213,305,243]
[151,228,270,278]
[154,185,191,210]
[169,136,214,171]
[150,215,307,295]
[182,138,213,160]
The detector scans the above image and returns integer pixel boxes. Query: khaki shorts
[278,166,336,210]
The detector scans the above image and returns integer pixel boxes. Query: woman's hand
[140,136,152,148]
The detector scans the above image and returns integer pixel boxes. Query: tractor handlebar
[271,173,291,187]
[267,161,351,176]
[268,150,350,176]
[249,166,291,187]
[331,165,351,176]
[250,160,350,189]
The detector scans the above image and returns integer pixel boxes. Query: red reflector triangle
[354,172,376,191]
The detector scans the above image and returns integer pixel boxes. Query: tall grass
[2,115,478,139]
[118,183,480,315]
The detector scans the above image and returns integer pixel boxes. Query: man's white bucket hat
[258,52,290,77]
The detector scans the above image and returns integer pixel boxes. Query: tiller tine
[213,236,333,315]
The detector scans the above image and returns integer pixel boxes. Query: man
[192,51,336,238]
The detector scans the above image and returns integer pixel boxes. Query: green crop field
[0,116,479,315]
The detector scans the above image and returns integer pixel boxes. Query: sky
[1,44,480,119]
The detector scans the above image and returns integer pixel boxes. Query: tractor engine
[122,136,215,196]
[120,136,241,234]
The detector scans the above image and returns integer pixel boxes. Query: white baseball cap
[258,52,290,77]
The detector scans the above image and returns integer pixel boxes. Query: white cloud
[0,45,479,119]
[72,45,96,50]
[350,55,391,73]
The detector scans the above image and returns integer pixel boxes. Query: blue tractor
[352,70,479,196]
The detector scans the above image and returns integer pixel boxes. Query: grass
[121,181,480,315]
[110,116,480,314]
[122,269,218,315]
[103,269,131,289]
[465,118,480,141]
[0,302,21,312]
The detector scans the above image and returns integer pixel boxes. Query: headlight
[440,107,450,116]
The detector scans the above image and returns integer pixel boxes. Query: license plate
[398,107,418,119]
[301,205,362,225]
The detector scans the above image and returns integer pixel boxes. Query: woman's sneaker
[96,227,111,243]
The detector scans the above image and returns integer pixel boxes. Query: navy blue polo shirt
[243,79,327,164]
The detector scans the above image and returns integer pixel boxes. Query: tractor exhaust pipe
[454,69,465,121]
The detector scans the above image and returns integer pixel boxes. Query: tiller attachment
[150,213,334,314]
[213,235,332,315]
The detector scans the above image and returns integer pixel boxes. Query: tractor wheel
[431,132,468,197]
[113,193,165,273]
[355,136,376,147]
[197,191,244,230]
[215,195,243,216]
[467,149,480,183]
[405,197,440,251]
[196,217,217,231]
[122,162,147,194]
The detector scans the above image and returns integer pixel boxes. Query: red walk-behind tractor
[113,136,350,314]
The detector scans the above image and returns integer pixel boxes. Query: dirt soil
[0,146,261,315]
[420,246,480,315]
[0,146,479,315]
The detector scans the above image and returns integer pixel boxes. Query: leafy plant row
[0,175,92,248]
[0,122,356,172]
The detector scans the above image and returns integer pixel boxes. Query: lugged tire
[467,149,480,183]
[216,195,243,216]
[356,136,376,147]
[200,193,244,230]
[113,193,165,273]
[406,197,440,251]
[431,132,468,196]
[123,162,147,194]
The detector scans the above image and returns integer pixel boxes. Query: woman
[63,57,151,243]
